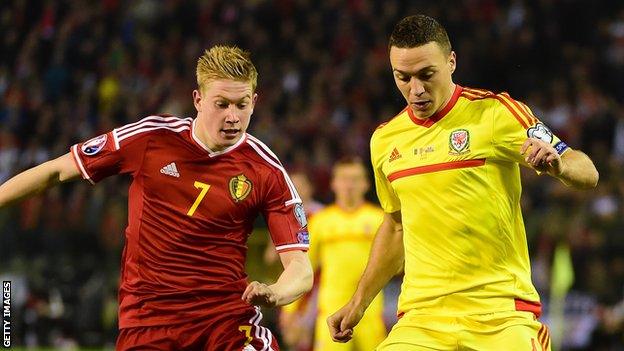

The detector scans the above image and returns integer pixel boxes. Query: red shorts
[116,306,279,351]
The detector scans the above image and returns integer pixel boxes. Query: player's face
[390,42,456,119]
[331,163,369,204]
[192,79,257,151]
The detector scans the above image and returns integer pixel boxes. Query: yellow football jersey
[308,203,385,315]
[308,203,387,350]
[371,85,568,318]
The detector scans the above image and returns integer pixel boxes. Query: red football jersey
[70,115,309,328]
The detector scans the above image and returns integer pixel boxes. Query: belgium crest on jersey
[449,129,470,155]
[229,174,253,202]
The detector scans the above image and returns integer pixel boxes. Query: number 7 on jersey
[187,181,211,216]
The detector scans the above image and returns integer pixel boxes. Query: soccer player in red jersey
[0,45,313,350]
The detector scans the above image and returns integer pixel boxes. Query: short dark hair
[332,156,367,175]
[389,15,451,54]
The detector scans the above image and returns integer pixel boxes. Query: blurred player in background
[306,157,386,351]
[328,15,599,351]
[0,45,313,350]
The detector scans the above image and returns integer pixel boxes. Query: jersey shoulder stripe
[112,115,192,150]
[460,86,495,100]
[245,135,301,206]
[375,107,409,131]
[246,134,283,166]
[461,87,536,129]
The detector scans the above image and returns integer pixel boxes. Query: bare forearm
[0,153,80,208]
[270,253,313,306]
[558,150,599,189]
[352,212,404,309]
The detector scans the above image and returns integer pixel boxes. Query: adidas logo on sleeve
[160,162,180,178]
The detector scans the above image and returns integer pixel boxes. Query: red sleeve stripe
[500,93,538,125]
[275,243,309,251]
[492,94,531,129]
[246,138,302,206]
[460,91,489,100]
[462,86,494,96]
[70,144,95,185]
[461,88,537,129]
[516,100,539,125]
[113,116,192,149]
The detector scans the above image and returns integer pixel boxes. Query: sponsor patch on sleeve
[297,230,310,245]
[526,123,553,144]
[293,203,308,228]
[81,134,108,156]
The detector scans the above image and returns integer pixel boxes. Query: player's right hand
[326,301,365,343]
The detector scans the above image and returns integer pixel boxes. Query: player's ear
[193,89,202,112]
[448,51,456,74]
[251,93,258,112]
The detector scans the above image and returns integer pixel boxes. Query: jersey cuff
[275,243,309,252]
[70,145,95,185]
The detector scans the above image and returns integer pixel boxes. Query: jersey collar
[407,84,463,128]
[191,119,247,157]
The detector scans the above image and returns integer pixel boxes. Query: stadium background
[1,0,624,350]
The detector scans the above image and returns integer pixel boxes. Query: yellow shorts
[377,310,551,351]
[315,312,387,351]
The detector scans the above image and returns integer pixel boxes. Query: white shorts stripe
[249,307,271,351]
[246,138,301,206]
[71,145,94,185]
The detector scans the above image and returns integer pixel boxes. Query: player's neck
[193,118,242,152]
[433,83,456,116]
[336,198,365,212]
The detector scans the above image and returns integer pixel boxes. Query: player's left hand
[242,281,278,308]
[520,138,564,176]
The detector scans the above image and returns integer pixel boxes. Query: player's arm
[521,138,598,189]
[327,211,404,343]
[242,250,313,308]
[0,152,81,208]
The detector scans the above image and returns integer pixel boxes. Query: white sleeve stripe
[275,243,309,251]
[114,125,190,146]
[115,115,191,134]
[285,198,302,206]
[115,119,191,139]
[246,134,282,165]
[112,129,120,150]
[71,145,94,185]
[246,139,301,205]
[246,137,301,200]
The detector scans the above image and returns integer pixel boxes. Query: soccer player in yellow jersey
[327,15,599,351]
[307,158,386,351]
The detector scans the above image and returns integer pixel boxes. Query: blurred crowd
[1,0,624,349]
